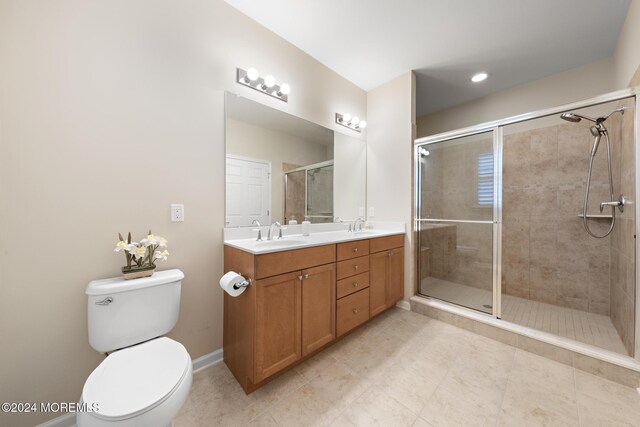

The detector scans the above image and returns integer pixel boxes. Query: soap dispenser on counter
[302,216,311,236]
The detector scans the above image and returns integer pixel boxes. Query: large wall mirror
[225,92,366,227]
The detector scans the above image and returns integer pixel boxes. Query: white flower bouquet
[115,230,169,279]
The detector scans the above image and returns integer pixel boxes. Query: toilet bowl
[80,270,192,427]
[77,338,192,427]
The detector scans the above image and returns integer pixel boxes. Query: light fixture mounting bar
[335,113,363,132]
[236,68,288,103]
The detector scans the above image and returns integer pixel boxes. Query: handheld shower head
[560,112,598,124]
[560,113,581,123]
[590,133,601,157]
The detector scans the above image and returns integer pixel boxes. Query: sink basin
[255,239,307,248]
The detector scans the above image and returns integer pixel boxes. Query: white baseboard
[37,347,225,427]
[192,347,224,373]
[395,300,411,311]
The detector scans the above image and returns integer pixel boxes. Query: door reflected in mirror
[225,92,366,228]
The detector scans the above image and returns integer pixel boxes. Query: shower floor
[422,277,628,356]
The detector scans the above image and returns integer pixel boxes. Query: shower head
[560,113,582,123]
[560,112,598,124]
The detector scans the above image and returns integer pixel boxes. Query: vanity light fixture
[237,67,289,102]
[336,112,367,132]
[471,72,488,83]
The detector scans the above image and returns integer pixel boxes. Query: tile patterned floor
[422,277,629,355]
[174,308,640,427]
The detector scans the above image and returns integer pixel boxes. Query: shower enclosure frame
[414,87,640,359]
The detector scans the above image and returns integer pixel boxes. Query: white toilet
[77,269,193,427]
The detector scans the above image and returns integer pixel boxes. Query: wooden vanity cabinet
[369,235,405,317]
[223,233,404,394]
[224,244,337,392]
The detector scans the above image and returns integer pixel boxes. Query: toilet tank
[86,269,184,353]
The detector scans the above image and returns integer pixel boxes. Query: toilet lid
[82,337,190,420]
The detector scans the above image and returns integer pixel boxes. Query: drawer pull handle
[298,274,309,280]
[352,308,359,314]
[353,247,359,253]
[354,265,359,270]
[353,282,359,288]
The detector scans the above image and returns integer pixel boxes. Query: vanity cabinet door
[387,248,404,306]
[369,251,389,317]
[255,272,302,383]
[301,263,336,356]
[370,247,404,317]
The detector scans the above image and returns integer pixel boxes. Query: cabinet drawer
[337,288,370,337]
[370,234,404,253]
[337,272,370,299]
[337,255,369,280]
[255,244,336,279]
[337,240,370,261]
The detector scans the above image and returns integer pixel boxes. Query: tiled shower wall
[502,121,616,315]
[502,100,635,353]
[609,97,635,355]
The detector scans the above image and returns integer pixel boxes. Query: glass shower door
[416,130,500,315]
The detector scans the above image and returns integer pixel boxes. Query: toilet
[77,269,192,427]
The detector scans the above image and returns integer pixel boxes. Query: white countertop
[224,222,405,255]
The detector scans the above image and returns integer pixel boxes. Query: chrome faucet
[267,221,283,240]
[252,220,263,241]
[353,217,365,232]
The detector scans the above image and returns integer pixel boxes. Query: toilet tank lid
[86,269,184,296]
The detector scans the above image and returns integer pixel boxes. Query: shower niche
[416,91,637,357]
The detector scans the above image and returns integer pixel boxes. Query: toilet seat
[81,337,190,421]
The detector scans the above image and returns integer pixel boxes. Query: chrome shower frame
[414,87,640,360]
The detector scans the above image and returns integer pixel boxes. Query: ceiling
[224,0,630,116]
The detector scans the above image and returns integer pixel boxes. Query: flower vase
[122,264,156,280]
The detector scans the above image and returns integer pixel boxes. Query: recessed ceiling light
[471,72,488,83]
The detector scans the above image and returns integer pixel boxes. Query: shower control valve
[600,195,626,213]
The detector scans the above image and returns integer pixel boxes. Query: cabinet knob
[354,265,359,270]
[353,247,358,253]
[388,251,393,257]
[352,308,359,314]
[353,282,359,288]
[298,274,309,280]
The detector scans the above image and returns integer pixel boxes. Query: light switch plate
[171,204,184,222]
[368,206,375,217]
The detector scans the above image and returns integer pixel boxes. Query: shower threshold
[421,277,628,356]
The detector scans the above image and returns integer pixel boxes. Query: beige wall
[615,0,640,88]
[226,118,332,224]
[0,1,366,425]
[366,72,415,303]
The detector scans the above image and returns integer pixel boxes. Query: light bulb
[342,113,352,123]
[351,117,360,126]
[278,83,290,96]
[246,68,259,81]
[359,120,367,129]
[263,75,275,88]
[471,72,488,83]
